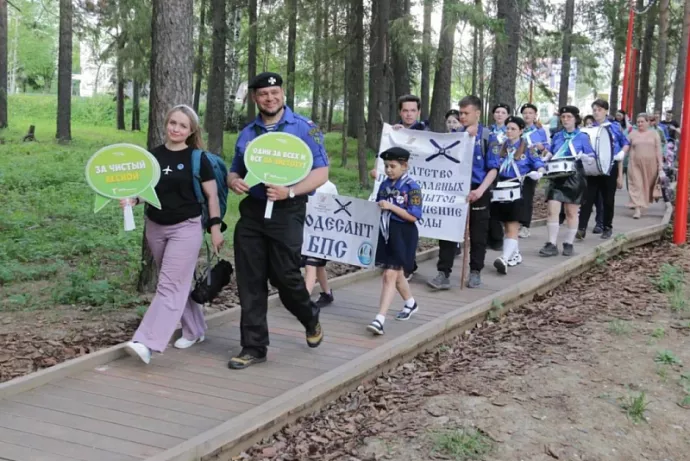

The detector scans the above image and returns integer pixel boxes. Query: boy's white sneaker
[174,335,205,349]
[125,341,151,364]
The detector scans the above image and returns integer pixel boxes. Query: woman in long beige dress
[627,113,664,219]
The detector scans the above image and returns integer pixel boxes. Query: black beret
[445,109,460,119]
[559,105,580,116]
[505,116,526,130]
[379,147,410,162]
[492,103,511,114]
[248,72,283,90]
[520,103,538,114]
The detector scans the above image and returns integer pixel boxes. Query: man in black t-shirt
[660,110,680,143]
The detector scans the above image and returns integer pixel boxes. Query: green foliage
[655,350,681,366]
[652,263,685,293]
[608,319,631,336]
[620,392,650,423]
[429,428,493,460]
[651,327,665,339]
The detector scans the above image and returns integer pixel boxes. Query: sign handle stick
[460,212,470,290]
[123,202,136,231]
[264,200,275,219]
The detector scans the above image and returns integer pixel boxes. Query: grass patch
[620,392,650,423]
[429,428,493,460]
[669,288,689,312]
[655,350,682,366]
[652,263,685,293]
[608,319,632,336]
[656,366,669,382]
[651,327,665,339]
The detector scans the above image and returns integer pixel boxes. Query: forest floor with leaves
[237,232,690,461]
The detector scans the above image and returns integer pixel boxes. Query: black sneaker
[539,242,559,257]
[562,243,574,256]
[315,290,334,308]
[576,229,586,240]
[601,228,613,239]
[592,225,603,234]
[367,319,385,335]
[306,322,324,348]
[396,303,418,321]
[228,351,267,370]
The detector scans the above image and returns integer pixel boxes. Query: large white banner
[302,193,380,268]
[370,124,474,242]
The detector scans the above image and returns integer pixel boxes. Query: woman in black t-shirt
[122,104,223,364]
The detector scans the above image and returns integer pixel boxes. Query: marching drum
[491,181,522,203]
[580,126,614,176]
[544,157,577,179]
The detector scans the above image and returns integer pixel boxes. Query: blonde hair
[164,104,204,149]
[636,112,650,122]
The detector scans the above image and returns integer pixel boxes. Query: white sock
[502,238,518,260]
[375,314,386,325]
[404,297,416,308]
[547,222,559,244]
[564,227,578,244]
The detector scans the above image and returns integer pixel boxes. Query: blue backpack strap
[191,149,206,206]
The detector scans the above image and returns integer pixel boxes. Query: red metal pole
[672,32,690,244]
[621,6,635,113]
[628,49,638,116]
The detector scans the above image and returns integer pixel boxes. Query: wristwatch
[288,188,295,199]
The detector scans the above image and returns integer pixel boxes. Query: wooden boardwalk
[0,192,669,461]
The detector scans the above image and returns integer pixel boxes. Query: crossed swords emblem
[425,139,461,163]
[334,198,352,216]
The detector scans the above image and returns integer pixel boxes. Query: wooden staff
[460,211,471,290]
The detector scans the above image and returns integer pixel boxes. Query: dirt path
[240,236,690,461]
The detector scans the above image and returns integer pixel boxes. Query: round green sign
[243,132,313,187]
[85,143,161,212]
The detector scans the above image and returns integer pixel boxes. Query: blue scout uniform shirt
[460,124,500,186]
[231,106,329,200]
[523,124,550,153]
[550,129,595,159]
[488,124,507,147]
[593,119,630,155]
[376,174,423,223]
[397,120,429,131]
[497,139,545,180]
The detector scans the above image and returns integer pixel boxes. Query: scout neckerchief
[553,129,579,159]
[380,173,413,243]
[491,124,507,145]
[499,139,523,181]
[523,124,537,146]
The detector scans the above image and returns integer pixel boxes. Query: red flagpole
[673,31,690,244]
[621,6,635,113]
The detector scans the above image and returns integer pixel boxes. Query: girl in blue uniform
[540,106,595,257]
[446,109,462,132]
[491,116,545,274]
[368,147,423,336]
[489,103,510,147]
[519,103,551,238]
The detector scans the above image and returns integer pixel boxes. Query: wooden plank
[52,377,235,422]
[0,401,180,449]
[0,412,159,459]
[0,440,78,461]
[37,384,218,430]
[0,424,140,461]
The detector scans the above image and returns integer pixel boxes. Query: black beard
[259,105,284,118]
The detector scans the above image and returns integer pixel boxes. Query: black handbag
[191,242,234,304]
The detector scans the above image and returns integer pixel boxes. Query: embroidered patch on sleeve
[308,126,323,145]
[409,188,422,206]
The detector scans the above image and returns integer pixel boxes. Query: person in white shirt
[302,180,338,307]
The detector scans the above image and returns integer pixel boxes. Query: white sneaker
[518,226,530,238]
[125,341,151,364]
[507,251,522,267]
[173,335,205,349]
[493,257,508,275]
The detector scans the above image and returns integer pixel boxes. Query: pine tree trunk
[637,4,657,113]
[653,0,670,112]
[390,0,410,100]
[471,19,478,95]
[247,0,258,121]
[193,0,206,113]
[311,0,323,122]
[206,0,226,154]
[420,0,432,120]
[609,44,622,116]
[366,0,390,150]
[286,0,297,109]
[224,1,241,131]
[351,0,367,187]
[0,0,7,129]
[132,79,141,131]
[341,82,348,167]
[429,0,459,132]
[56,0,72,142]
[477,0,484,108]
[346,0,360,138]
[672,0,690,121]
[489,0,520,112]
[320,1,330,125]
[557,0,574,109]
[116,57,126,130]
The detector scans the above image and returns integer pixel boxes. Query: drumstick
[460,209,471,291]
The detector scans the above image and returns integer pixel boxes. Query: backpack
[191,149,229,233]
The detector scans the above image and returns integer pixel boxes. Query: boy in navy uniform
[367,147,422,335]
[227,72,328,369]
[428,95,500,289]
